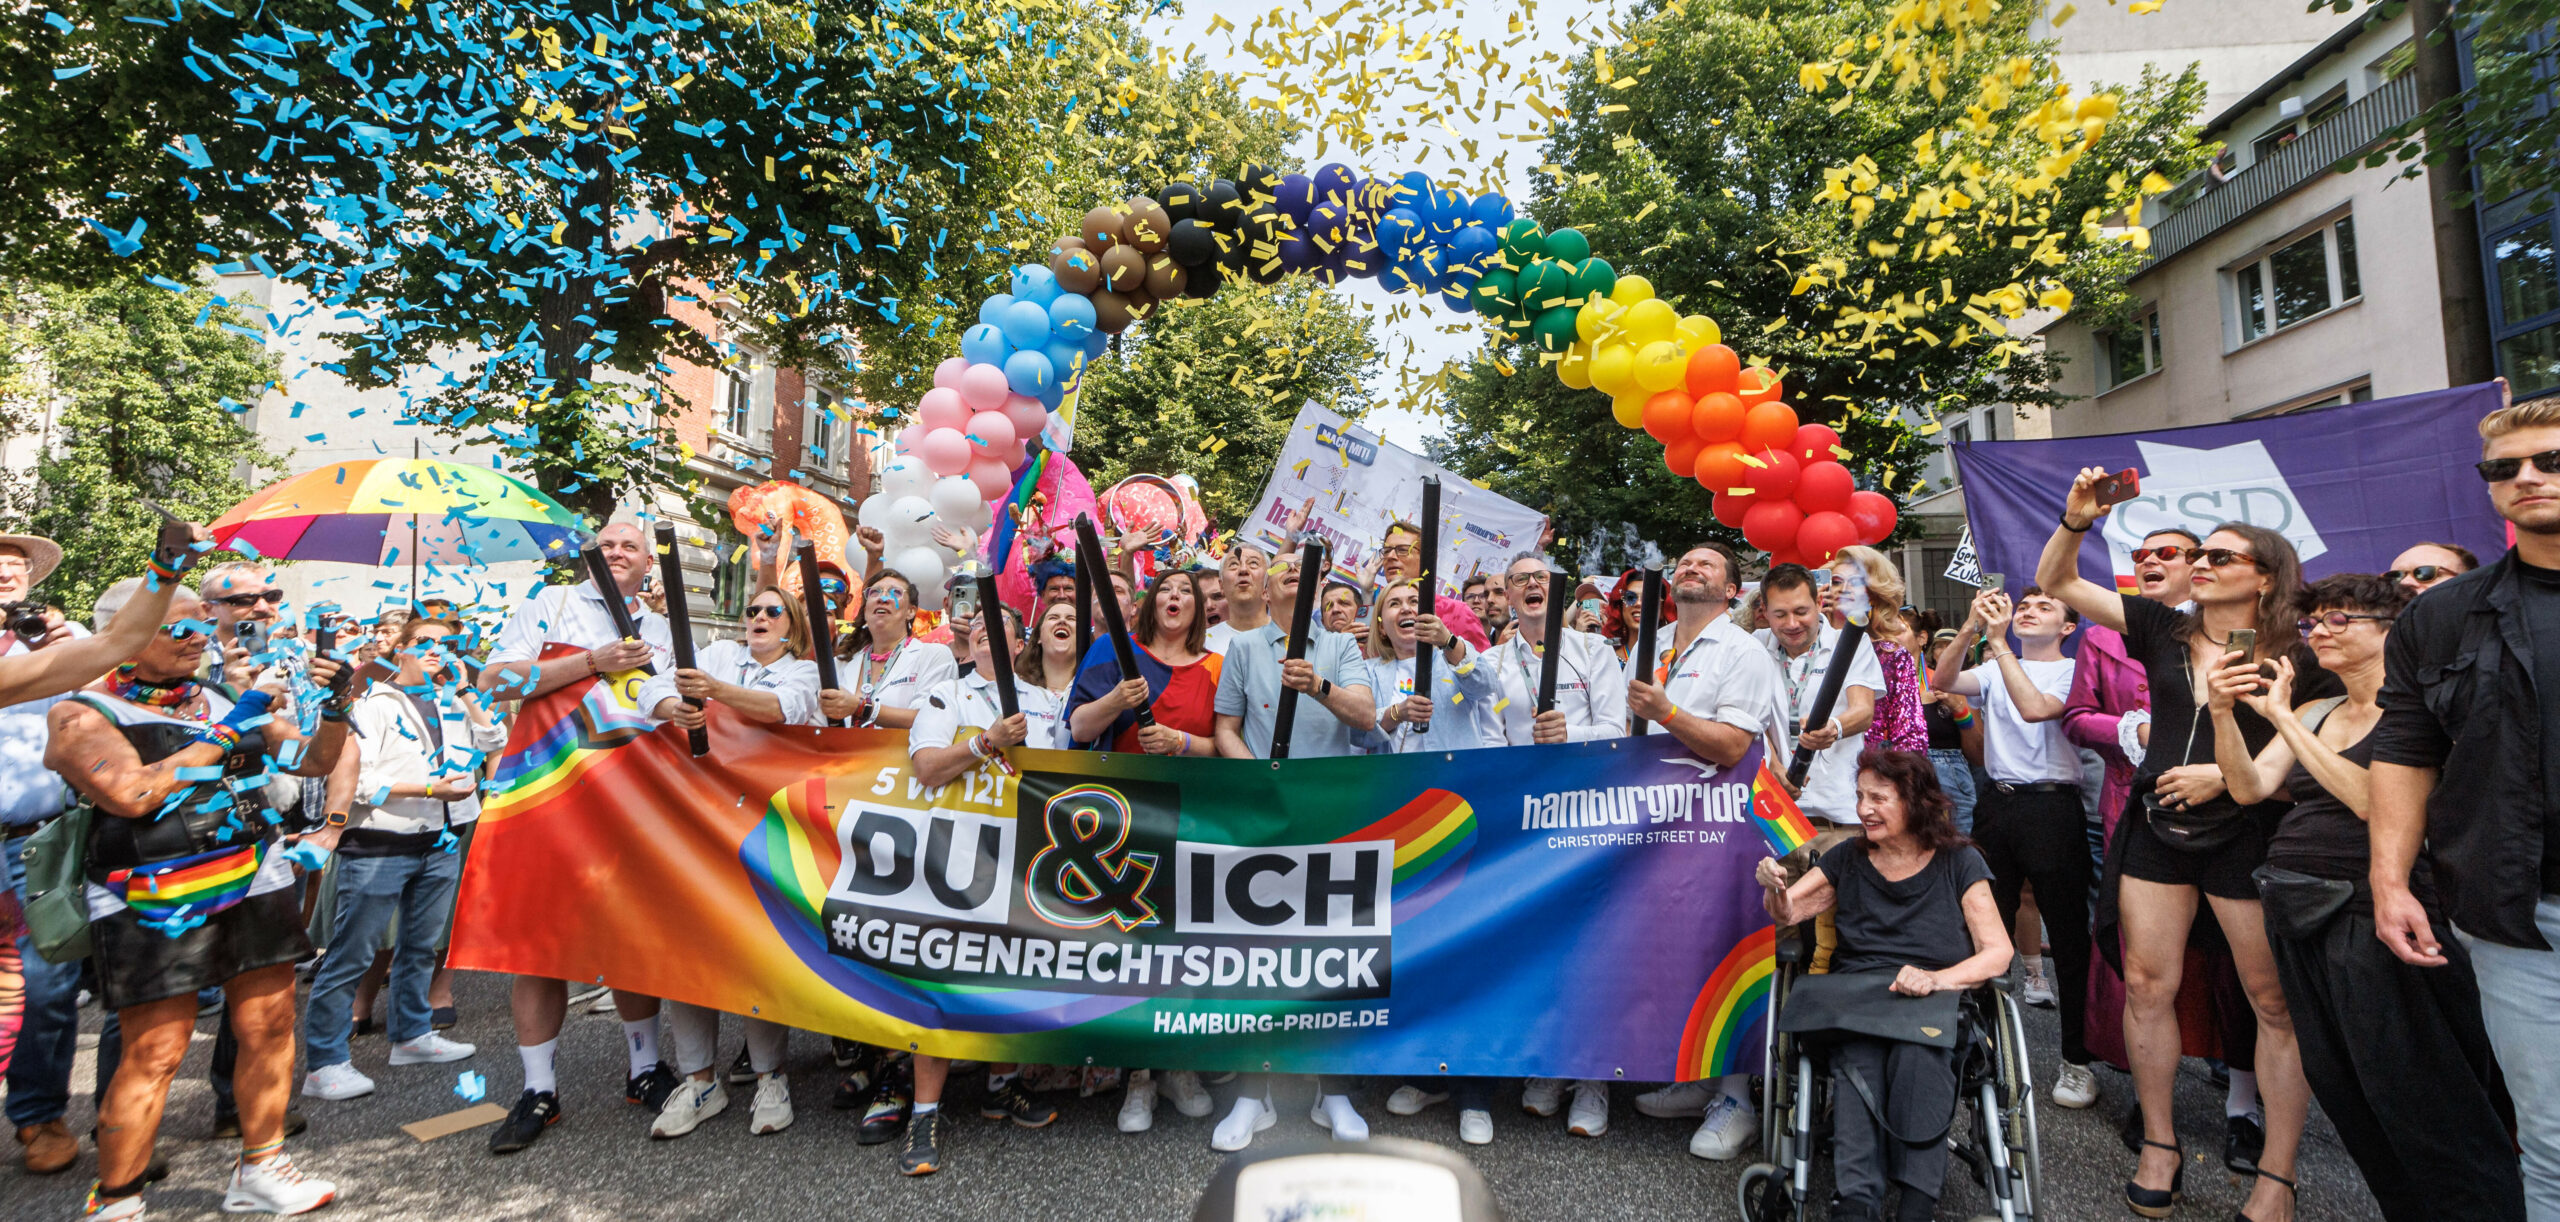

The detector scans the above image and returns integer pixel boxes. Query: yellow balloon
[1633,340,1687,393]
[1677,313,1721,347]
[1589,343,1637,396]
[1610,274,1655,310]
[1575,297,1625,343]
[1557,343,1595,391]
[1622,298,1677,348]
[1611,390,1649,429]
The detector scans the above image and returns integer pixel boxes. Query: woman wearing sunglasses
[819,572,955,730]
[636,586,821,1141]
[2037,468,2341,1222]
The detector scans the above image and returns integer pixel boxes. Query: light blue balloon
[1004,348,1055,396]
[1000,300,1052,349]
[1010,264,1061,306]
[1047,292,1096,341]
[961,323,1011,367]
[1038,377,1065,409]
[977,293,1016,327]
[1083,328,1110,357]
[1043,339,1084,383]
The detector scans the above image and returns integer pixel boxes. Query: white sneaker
[1117,1072,1159,1133]
[2022,956,2057,1008]
[388,1032,476,1065]
[1162,1069,1213,1118]
[1567,1080,1610,1137]
[649,1077,727,1139]
[1634,1079,1716,1119]
[1520,1077,1565,1117]
[1385,1084,1447,1115]
[1687,1093,1758,1161]
[221,1152,336,1215]
[2051,1061,2100,1109]
[748,1073,792,1135]
[1312,1094,1369,1140]
[1458,1108,1493,1145]
[300,1062,374,1102]
[1211,1095,1274,1151]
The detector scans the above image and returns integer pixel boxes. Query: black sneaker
[2225,1113,2265,1177]
[725,1045,758,1086]
[978,1077,1058,1128]
[488,1090,561,1154]
[831,1037,867,1070]
[857,1065,914,1146]
[210,1109,305,1141]
[626,1062,680,1110]
[899,1109,945,1176]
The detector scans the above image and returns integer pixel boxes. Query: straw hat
[0,535,64,587]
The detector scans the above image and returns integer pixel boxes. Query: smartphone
[2226,628,2256,659]
[1980,572,2006,592]
[234,619,268,657]
[2093,467,2142,507]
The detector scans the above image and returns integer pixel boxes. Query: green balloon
[1571,257,1617,303]
[1500,218,1547,265]
[1533,304,1581,353]
[1519,258,1572,314]
[1473,266,1520,318]
[1545,226,1591,265]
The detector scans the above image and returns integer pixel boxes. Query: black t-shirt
[2519,560,2560,892]
[1925,697,1964,751]
[2120,594,2345,828]
[1816,840,1995,975]
[2264,720,2372,882]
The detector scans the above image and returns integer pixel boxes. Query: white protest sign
[1242,401,1548,586]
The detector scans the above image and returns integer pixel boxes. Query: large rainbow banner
[450,676,1776,1080]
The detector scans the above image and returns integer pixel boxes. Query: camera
[0,600,50,642]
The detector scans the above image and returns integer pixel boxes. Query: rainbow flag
[110,843,261,923]
[1749,762,1820,856]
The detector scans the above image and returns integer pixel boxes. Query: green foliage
[2327,0,2558,213]
[0,278,282,612]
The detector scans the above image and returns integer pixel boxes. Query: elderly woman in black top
[1758,749,2012,1222]
[2207,573,2523,1221]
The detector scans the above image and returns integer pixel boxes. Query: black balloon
[1166,218,1218,267]
[1238,163,1280,205]
[1204,179,1244,228]
[1184,258,1224,299]
[1160,181,1200,224]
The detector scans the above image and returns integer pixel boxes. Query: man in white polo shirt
[477,520,676,1154]
[1487,552,1627,748]
[1753,564,1882,830]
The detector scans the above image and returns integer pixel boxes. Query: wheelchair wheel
[1991,990,2044,1218]
[1737,1162,1795,1222]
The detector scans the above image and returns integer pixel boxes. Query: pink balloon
[967,456,1012,499]
[958,362,1011,412]
[893,424,920,454]
[1001,393,1050,440]
[932,356,971,390]
[1002,439,1030,469]
[917,387,969,433]
[919,426,972,476]
[966,409,1018,456]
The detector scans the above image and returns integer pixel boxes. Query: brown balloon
[1093,290,1135,334]
[1051,246,1103,295]
[1143,254,1187,301]
[1080,206,1122,250]
[1052,235,1088,254]
[1124,284,1158,322]
[1099,245,1145,292]
[1124,196,1172,253]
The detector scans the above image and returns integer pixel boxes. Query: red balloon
[1693,441,1751,492]
[1642,390,1695,445]
[1710,489,1754,530]
[1795,511,1860,566]
[1741,499,1807,554]
[1742,446,1801,500]
[1690,392,1746,445]
[1739,400,1799,454]
[1685,344,1741,398]
[1663,435,1703,479]
[1766,546,1806,570]
[1845,490,1900,542]
[1794,460,1855,514]
[1792,423,1844,467]
[1738,366,1784,406]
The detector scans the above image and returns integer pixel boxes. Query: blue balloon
[1314,163,1358,206]
[1385,254,1426,296]
[1043,339,1084,384]
[961,323,1011,367]
[1447,225,1499,270]
[1394,171,1433,212]
[1428,187,1469,235]
[1276,173,1317,224]
[1047,292,1096,341]
[1470,193,1514,229]
[1305,202,1349,249]
[1004,348,1055,396]
[977,293,1016,327]
[1038,376,1065,409]
[1342,235,1382,279]
[1000,300,1051,348]
[1010,264,1060,306]
[1276,236,1314,273]
[1083,328,1110,357]
[1441,279,1478,314]
[1376,208,1424,261]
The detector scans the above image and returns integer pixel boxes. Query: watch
[1318,679,1334,700]
[324,809,348,829]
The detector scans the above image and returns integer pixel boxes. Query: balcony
[2145,74,2418,267]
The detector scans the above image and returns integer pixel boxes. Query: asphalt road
[2,971,2384,1221]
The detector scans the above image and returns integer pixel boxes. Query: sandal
[2235,1169,2296,1222]
[2125,1138,2184,1218]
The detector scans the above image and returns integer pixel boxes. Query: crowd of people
[4,400,2560,1220]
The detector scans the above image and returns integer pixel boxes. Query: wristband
[2060,514,2092,533]
[219,689,275,730]
[145,556,182,584]
[197,724,242,754]
[967,733,991,760]
[1827,716,1844,740]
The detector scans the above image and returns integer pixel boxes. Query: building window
[707,521,753,622]
[2491,216,2560,398]
[723,358,755,439]
[2232,216,2361,344]
[2099,308,2161,390]
[804,387,843,471]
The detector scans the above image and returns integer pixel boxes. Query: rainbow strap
[1749,762,1820,857]
[108,842,262,927]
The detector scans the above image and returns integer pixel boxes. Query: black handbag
[1774,969,1962,1050]
[2253,864,2356,941]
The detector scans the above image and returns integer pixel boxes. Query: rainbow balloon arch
[856,162,1903,610]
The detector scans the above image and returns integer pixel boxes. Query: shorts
[2117,806,2269,901]
[92,886,311,1012]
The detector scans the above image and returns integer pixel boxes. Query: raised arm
[2035,466,2130,633]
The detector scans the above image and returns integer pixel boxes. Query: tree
[0,277,282,611]
[1432,0,2205,566]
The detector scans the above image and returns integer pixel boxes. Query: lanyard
[859,639,906,701]
[1777,640,1822,724]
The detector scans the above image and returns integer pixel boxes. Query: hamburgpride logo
[2100,439,2331,569]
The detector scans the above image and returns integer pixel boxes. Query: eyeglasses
[2384,566,2452,585]
[744,604,789,620]
[1380,544,1418,558]
[2200,548,2265,570]
[2475,449,2560,482]
[1504,572,1552,589]
[213,590,285,608]
[2298,611,2395,635]
[2129,545,2193,564]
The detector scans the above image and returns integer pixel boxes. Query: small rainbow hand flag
[1750,762,1820,857]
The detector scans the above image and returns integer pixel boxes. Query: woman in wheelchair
[1756,749,2015,1222]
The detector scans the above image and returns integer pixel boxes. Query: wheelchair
[1736,925,2044,1222]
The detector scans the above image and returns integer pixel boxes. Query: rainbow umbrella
[212,459,588,568]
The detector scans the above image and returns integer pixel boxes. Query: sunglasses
[2129,545,2194,564]
[2297,611,2395,635]
[2475,449,2560,482]
[2384,566,2451,585]
[2200,548,2265,570]
[744,604,789,619]
[213,589,286,608]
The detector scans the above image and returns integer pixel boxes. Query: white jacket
[635,638,822,728]
[351,681,508,836]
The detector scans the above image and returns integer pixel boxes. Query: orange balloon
[1690,391,1746,445]
[1641,390,1695,444]
[1663,435,1703,478]
[1685,344,1740,398]
[1738,366,1784,406]
[1739,400,1799,454]
[1692,441,1752,492]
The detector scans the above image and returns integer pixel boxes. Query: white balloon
[927,475,981,524]
[892,546,947,600]
[856,493,895,534]
[881,455,935,500]
[884,496,938,548]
